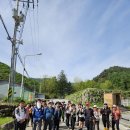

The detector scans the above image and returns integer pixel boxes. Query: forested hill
[93,66,130,90]
[0,62,39,91]
[1,61,130,98]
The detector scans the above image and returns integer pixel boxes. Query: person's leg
[81,122,84,130]
[93,120,96,130]
[19,121,26,130]
[85,120,89,130]
[66,116,69,128]
[71,117,75,130]
[106,119,110,129]
[56,120,60,130]
[62,111,64,122]
[44,120,48,130]
[112,119,115,130]
[89,120,93,130]
[96,121,99,130]
[37,120,42,130]
[49,120,53,130]
[53,119,56,130]
[33,122,37,130]
[115,119,120,130]
[102,118,106,130]
[14,120,18,130]
[15,122,20,130]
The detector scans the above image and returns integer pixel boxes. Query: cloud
[0,0,130,82]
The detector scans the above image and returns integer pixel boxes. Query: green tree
[41,76,58,98]
[100,80,112,89]
[57,70,70,98]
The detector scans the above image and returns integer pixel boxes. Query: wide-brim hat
[112,104,117,108]
[93,105,97,108]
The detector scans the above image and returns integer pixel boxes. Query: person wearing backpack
[112,105,121,130]
[100,103,111,130]
[53,102,62,130]
[84,102,94,130]
[44,101,55,130]
[32,99,44,130]
[15,100,27,130]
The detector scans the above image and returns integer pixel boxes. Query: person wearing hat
[14,100,27,130]
[93,105,100,130]
[112,105,121,130]
[77,104,85,130]
[44,101,55,130]
[53,102,62,130]
[70,104,76,130]
[100,103,111,130]
[32,99,44,130]
[61,102,66,122]
[84,102,94,130]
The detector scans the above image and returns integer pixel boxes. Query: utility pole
[8,0,37,102]
[1,1,38,102]
[8,0,21,102]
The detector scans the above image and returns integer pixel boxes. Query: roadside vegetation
[0,117,13,126]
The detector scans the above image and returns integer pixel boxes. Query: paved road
[26,121,129,130]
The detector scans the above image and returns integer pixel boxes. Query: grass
[0,117,13,126]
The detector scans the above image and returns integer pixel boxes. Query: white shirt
[15,106,27,122]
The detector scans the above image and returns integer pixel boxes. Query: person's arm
[84,109,86,116]
[32,107,35,117]
[59,109,62,118]
[91,109,94,117]
[77,110,79,115]
[43,108,46,120]
[15,108,26,122]
[15,108,22,121]
[40,108,44,119]
[100,109,103,115]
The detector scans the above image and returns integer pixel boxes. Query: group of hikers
[14,99,122,130]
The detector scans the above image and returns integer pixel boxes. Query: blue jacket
[44,107,55,121]
[33,107,44,122]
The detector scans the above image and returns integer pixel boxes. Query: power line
[17,53,30,77]
[0,14,12,41]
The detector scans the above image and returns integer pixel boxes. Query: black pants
[53,119,60,130]
[29,113,33,126]
[85,119,93,130]
[93,121,99,130]
[44,120,53,130]
[62,111,65,122]
[102,118,109,128]
[71,117,76,130]
[15,121,26,130]
[66,114,70,128]
[112,119,119,130]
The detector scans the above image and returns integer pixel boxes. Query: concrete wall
[0,81,34,101]
[121,99,130,106]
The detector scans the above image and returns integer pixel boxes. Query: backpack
[12,107,26,119]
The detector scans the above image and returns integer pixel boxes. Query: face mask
[104,105,107,109]
[37,102,41,108]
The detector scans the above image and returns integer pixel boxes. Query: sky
[0,0,130,82]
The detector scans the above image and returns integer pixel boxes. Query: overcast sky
[0,0,130,81]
